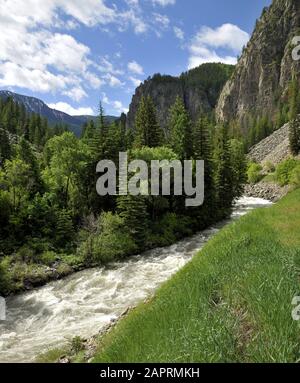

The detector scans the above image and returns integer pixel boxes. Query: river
[0,197,272,362]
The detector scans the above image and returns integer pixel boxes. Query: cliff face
[126,63,234,133]
[216,0,300,125]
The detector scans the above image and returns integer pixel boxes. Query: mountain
[0,90,118,136]
[216,0,300,128]
[126,63,234,133]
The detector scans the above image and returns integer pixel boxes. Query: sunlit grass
[92,189,300,363]
[36,348,67,363]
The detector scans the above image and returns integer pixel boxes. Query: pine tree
[125,128,134,150]
[289,77,300,120]
[190,116,216,225]
[34,115,43,147]
[82,103,110,214]
[229,139,247,198]
[0,126,11,166]
[98,102,106,138]
[29,114,37,143]
[193,116,214,191]
[213,125,233,212]
[169,96,193,159]
[16,137,43,195]
[119,113,127,151]
[134,96,163,148]
[289,117,300,155]
[82,120,97,141]
[2,97,16,134]
[98,102,109,156]
[117,194,148,248]
[193,116,211,160]
[55,209,75,249]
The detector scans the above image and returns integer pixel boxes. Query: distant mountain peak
[0,90,118,136]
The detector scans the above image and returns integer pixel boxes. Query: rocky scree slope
[248,122,291,165]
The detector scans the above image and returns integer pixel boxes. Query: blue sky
[0,0,271,116]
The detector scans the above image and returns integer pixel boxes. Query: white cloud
[0,2,105,99]
[42,33,91,73]
[188,23,249,69]
[58,0,116,26]
[0,0,178,107]
[125,0,139,5]
[193,24,249,53]
[113,100,129,114]
[83,72,104,89]
[0,62,70,92]
[0,0,153,100]
[98,57,124,76]
[129,76,142,87]
[128,61,144,75]
[102,93,129,114]
[0,0,117,29]
[152,13,170,29]
[152,0,176,7]
[122,9,148,34]
[104,74,124,88]
[62,87,88,102]
[174,26,184,41]
[48,101,94,116]
[188,49,237,69]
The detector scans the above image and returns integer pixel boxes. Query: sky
[0,0,272,116]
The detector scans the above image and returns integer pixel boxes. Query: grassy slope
[92,190,300,363]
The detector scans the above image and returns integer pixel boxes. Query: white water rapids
[0,197,272,363]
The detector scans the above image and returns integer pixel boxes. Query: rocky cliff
[126,63,234,133]
[216,0,300,126]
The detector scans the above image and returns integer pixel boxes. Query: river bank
[0,197,271,363]
[0,196,263,298]
[90,190,300,363]
[243,181,290,202]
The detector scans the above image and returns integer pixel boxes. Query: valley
[0,0,300,366]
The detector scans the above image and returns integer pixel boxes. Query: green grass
[262,173,276,183]
[92,190,300,363]
[36,348,68,363]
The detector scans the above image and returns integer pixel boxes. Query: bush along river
[0,197,272,362]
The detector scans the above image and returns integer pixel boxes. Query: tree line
[0,94,246,293]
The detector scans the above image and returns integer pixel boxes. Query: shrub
[275,158,299,186]
[16,245,36,263]
[15,241,52,263]
[56,263,73,276]
[70,336,85,354]
[247,163,263,184]
[79,212,137,264]
[290,165,300,188]
[148,213,194,248]
[0,257,12,295]
[39,251,58,266]
[264,161,275,173]
[61,254,83,268]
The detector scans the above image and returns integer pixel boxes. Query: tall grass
[92,190,300,363]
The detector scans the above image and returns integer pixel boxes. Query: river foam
[0,197,272,362]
